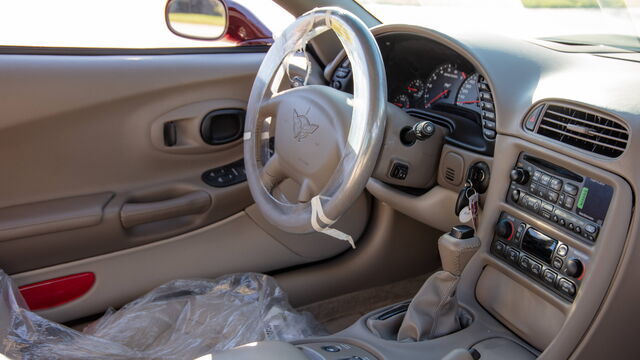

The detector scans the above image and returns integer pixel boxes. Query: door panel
[0,51,371,320]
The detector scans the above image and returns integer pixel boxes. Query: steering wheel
[243,7,386,238]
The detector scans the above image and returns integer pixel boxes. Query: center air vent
[530,104,629,158]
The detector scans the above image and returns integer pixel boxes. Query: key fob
[455,187,470,216]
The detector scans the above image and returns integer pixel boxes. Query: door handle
[120,191,211,229]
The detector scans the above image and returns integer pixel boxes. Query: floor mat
[298,273,431,334]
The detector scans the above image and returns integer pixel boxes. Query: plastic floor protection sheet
[0,271,324,360]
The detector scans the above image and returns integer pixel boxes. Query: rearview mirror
[165,0,228,40]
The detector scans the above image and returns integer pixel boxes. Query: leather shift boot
[396,226,480,342]
[396,271,459,341]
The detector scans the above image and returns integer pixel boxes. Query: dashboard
[329,33,497,155]
[323,22,639,359]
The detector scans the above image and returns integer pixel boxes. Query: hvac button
[558,278,576,297]
[543,269,557,285]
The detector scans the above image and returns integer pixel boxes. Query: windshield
[357,0,640,50]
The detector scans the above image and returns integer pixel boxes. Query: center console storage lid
[476,265,565,350]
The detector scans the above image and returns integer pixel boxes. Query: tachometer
[406,79,425,100]
[456,73,481,112]
[392,94,410,109]
[423,63,465,109]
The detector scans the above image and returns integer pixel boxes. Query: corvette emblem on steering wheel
[293,108,319,142]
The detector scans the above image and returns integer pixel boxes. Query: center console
[488,152,615,302]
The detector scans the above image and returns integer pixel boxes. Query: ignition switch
[467,161,491,194]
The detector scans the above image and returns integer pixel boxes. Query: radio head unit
[507,153,613,242]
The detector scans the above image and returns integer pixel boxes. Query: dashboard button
[481,102,495,111]
[483,120,496,130]
[530,262,542,276]
[322,345,341,353]
[540,174,551,186]
[558,278,576,297]
[563,183,579,195]
[550,178,563,191]
[575,226,581,234]
[568,223,574,230]
[558,218,566,226]
[546,191,559,203]
[564,196,575,209]
[495,241,506,254]
[557,244,568,257]
[483,112,496,121]
[519,256,530,270]
[552,257,563,270]
[543,269,558,285]
[533,170,542,182]
[483,129,496,139]
[507,248,520,263]
[585,224,597,234]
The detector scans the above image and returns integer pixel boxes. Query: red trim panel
[18,272,95,311]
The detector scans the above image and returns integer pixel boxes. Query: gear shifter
[396,225,480,341]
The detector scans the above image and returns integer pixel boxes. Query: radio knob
[496,219,514,240]
[566,259,584,278]
[510,167,530,185]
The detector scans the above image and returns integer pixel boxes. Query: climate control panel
[491,212,588,301]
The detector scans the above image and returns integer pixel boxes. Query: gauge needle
[457,100,480,104]
[407,86,418,92]
[425,89,449,107]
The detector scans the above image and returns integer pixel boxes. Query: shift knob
[438,227,481,276]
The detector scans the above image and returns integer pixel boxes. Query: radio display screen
[522,228,557,264]
[577,178,613,225]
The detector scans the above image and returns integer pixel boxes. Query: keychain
[468,186,480,232]
[458,180,474,224]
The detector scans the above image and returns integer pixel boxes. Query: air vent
[445,167,456,183]
[535,104,628,158]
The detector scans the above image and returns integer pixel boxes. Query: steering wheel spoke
[260,153,286,192]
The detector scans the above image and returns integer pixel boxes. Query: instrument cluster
[389,62,496,142]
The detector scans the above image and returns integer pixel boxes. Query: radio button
[546,191,559,203]
[533,170,542,182]
[550,178,563,191]
[557,244,568,257]
[567,223,574,231]
[563,183,579,196]
[585,224,597,234]
[541,174,551,186]
[552,257,563,270]
[575,226,581,234]
[558,278,576,297]
[564,196,575,209]
[559,218,566,226]
[543,269,558,285]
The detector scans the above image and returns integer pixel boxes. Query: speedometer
[423,63,465,109]
[456,73,481,112]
